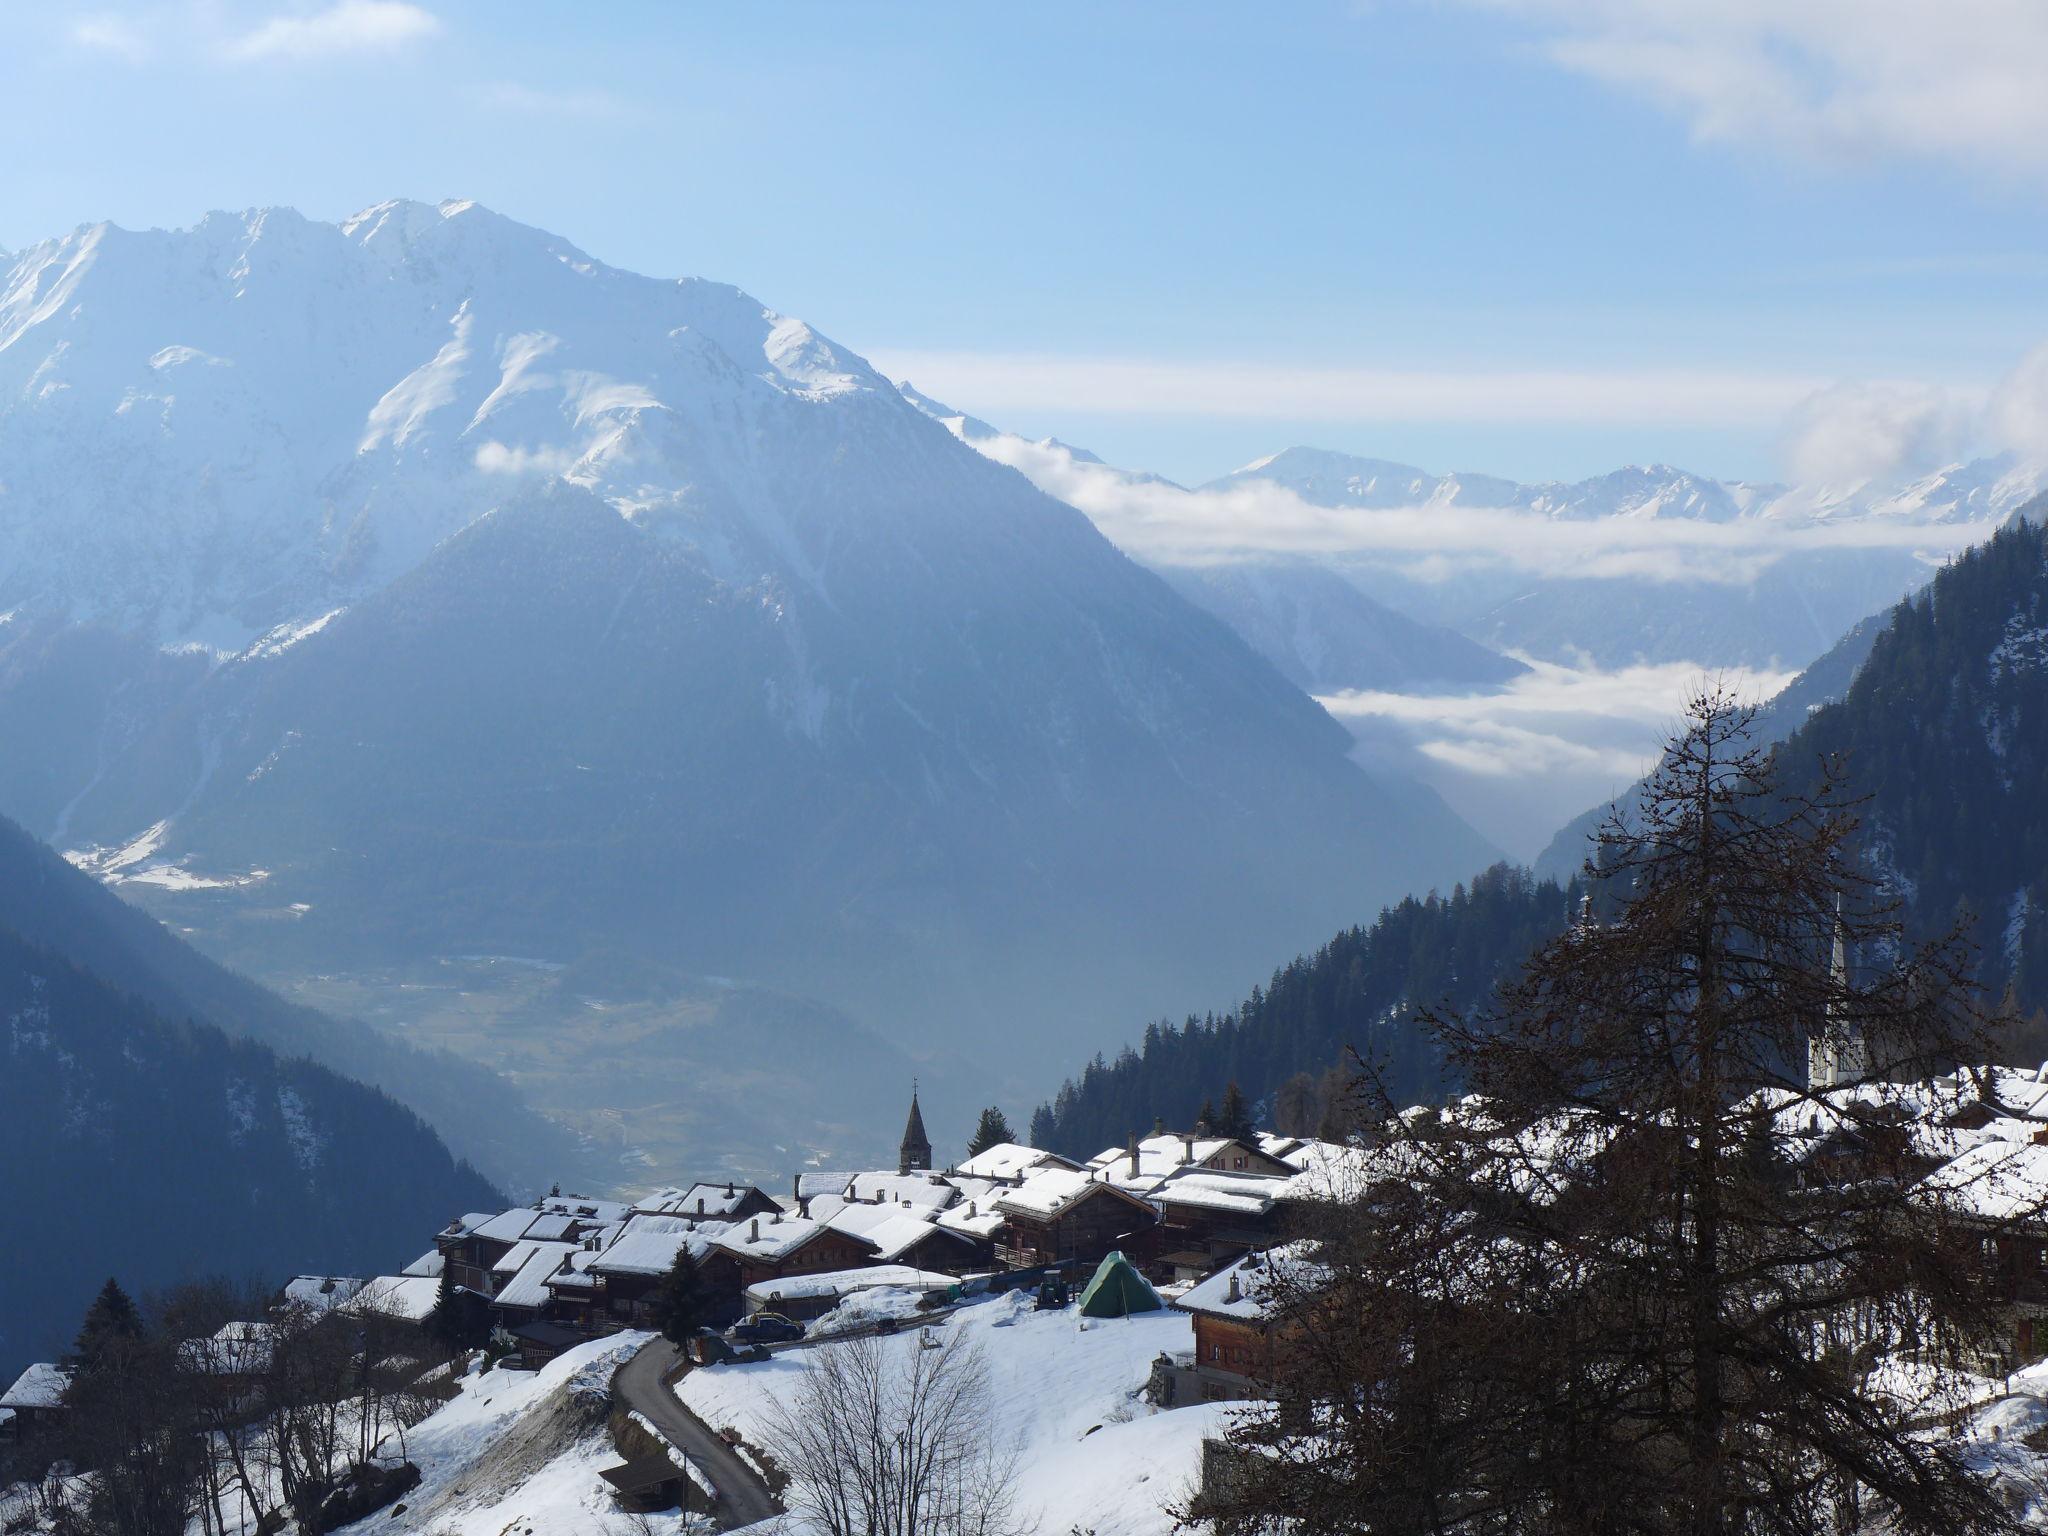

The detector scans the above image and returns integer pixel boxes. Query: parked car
[728,1311,805,1345]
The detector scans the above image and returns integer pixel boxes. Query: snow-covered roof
[935,1198,1005,1240]
[180,1321,279,1375]
[997,1168,1154,1221]
[635,1182,768,1219]
[1176,1244,1323,1324]
[281,1274,364,1312]
[1,1363,70,1410]
[472,1208,548,1245]
[348,1275,442,1322]
[954,1143,1075,1181]
[441,1211,499,1239]
[402,1249,445,1278]
[712,1214,857,1263]
[824,1203,977,1262]
[1919,1139,2048,1224]
[589,1225,712,1278]
[535,1194,631,1224]
[495,1242,581,1310]
[545,1249,603,1292]
[844,1171,958,1211]
[744,1265,957,1306]
[1155,1169,1284,1217]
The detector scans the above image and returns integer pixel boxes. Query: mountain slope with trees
[0,920,501,1380]
[1030,864,1582,1157]
[0,811,578,1193]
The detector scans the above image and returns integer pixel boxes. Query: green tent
[1076,1250,1163,1318]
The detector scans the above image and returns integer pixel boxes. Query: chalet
[1153,1169,1289,1278]
[994,1169,1159,1269]
[434,1198,623,1291]
[825,1202,988,1273]
[1166,1246,1318,1404]
[0,1363,70,1442]
[1918,1137,2048,1364]
[586,1220,715,1331]
[707,1214,880,1294]
[1087,1132,1297,1198]
[489,1241,581,1326]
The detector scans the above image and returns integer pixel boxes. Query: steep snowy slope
[0,200,1495,1082]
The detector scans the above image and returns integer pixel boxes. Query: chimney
[1225,1271,1242,1304]
[727,1181,736,1198]
[750,1218,761,1242]
[1127,1133,1140,1178]
[798,1195,811,1218]
[1153,1117,1164,1138]
[793,1172,802,1205]
[696,1196,705,1215]
[1181,1134,1195,1165]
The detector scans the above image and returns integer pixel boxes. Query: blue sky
[8,0,2048,485]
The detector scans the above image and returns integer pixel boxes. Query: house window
[1209,1343,1220,1362]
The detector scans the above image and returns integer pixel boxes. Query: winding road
[614,1338,781,1530]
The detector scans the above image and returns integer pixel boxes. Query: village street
[614,1339,780,1529]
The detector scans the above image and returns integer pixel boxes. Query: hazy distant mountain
[0,201,1495,1122]
[0,814,501,1378]
[1155,561,1526,696]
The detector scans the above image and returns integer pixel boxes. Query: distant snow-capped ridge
[895,389,2040,530]
[1214,444,2044,527]
[0,198,915,647]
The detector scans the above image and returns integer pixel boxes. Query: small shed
[1077,1250,1163,1318]
[599,1453,705,1513]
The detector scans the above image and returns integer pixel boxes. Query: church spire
[899,1081,932,1174]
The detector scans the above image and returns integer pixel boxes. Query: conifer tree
[967,1106,1015,1158]
[657,1247,708,1346]
[71,1276,143,1370]
[1216,1080,1254,1139]
[1199,687,2033,1536]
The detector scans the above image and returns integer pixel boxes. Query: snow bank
[678,1291,1226,1534]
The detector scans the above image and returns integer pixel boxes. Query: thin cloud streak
[225,1,441,63]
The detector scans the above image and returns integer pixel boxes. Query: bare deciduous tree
[765,1332,1026,1536]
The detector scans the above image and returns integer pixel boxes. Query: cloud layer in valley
[1322,659,1799,861]
[967,432,1993,581]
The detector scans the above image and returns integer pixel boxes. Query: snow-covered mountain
[0,200,1496,1106]
[1208,444,2044,527]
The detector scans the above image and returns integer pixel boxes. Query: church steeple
[899,1082,932,1175]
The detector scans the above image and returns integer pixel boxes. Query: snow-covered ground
[678,1291,1229,1535]
[365,1331,702,1536]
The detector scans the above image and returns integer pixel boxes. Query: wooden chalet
[994,1169,1159,1269]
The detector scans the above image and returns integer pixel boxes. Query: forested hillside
[1031,865,1581,1157]
[1784,512,2048,1011]
[0,924,501,1379]
[0,812,579,1193]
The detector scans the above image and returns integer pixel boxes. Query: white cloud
[1320,658,1796,858]
[869,349,1821,427]
[968,430,1988,578]
[70,14,151,61]
[1988,343,2048,464]
[1467,0,2048,179]
[226,0,440,63]
[1779,380,1975,489]
[473,440,578,477]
